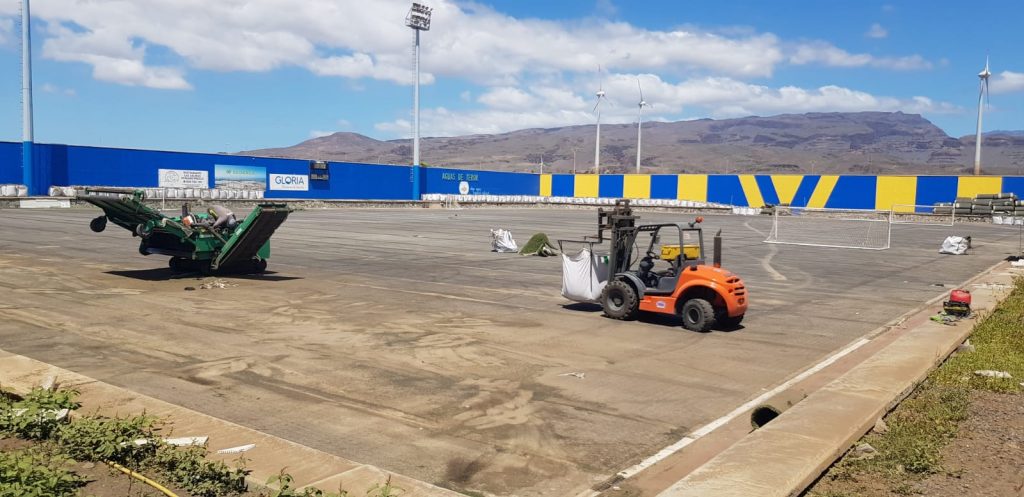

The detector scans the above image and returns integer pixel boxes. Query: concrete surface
[0,207,1021,496]
[657,262,1019,497]
[0,351,460,497]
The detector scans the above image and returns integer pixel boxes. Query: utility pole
[22,0,34,194]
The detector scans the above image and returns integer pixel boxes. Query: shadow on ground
[560,302,745,332]
[106,268,301,282]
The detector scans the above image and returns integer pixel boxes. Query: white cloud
[477,87,537,110]
[991,71,1024,94]
[309,130,334,138]
[42,23,191,89]
[40,82,76,96]
[13,0,934,93]
[20,0,797,91]
[594,0,618,17]
[790,42,930,70]
[865,23,888,39]
[374,73,959,137]
[0,17,13,48]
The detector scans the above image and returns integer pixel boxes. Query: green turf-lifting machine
[82,189,291,274]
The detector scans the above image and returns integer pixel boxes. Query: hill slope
[244,112,1024,175]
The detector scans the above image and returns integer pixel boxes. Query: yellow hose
[105,461,180,497]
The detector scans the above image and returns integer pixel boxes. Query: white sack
[490,229,518,253]
[939,236,969,255]
[561,248,610,303]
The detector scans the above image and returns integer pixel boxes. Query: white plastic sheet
[939,236,969,255]
[560,247,610,302]
[490,229,518,253]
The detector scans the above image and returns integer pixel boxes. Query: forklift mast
[596,199,639,274]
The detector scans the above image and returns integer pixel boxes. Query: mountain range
[243,112,1024,175]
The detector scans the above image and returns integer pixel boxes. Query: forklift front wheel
[89,216,107,233]
[601,280,639,320]
[252,259,268,274]
[681,298,716,332]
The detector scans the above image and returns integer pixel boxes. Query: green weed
[0,447,85,497]
[56,413,160,466]
[150,444,248,497]
[0,387,80,440]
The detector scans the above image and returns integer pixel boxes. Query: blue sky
[0,0,1022,153]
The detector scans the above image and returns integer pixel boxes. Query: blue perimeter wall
[5,141,1024,207]
[0,141,545,199]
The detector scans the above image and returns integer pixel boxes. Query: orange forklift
[595,200,747,331]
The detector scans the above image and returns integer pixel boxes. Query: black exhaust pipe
[713,229,722,268]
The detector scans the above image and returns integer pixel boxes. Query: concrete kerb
[656,260,1019,497]
[0,352,461,497]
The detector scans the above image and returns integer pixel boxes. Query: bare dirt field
[0,207,1020,496]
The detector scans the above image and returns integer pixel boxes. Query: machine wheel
[252,259,268,273]
[168,257,187,272]
[681,298,716,332]
[601,279,639,320]
[89,216,107,233]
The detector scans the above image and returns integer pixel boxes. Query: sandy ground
[915,390,1024,497]
[0,207,1021,496]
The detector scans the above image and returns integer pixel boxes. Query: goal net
[765,207,891,250]
[889,204,955,226]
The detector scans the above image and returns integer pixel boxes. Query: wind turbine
[974,57,991,176]
[593,66,609,175]
[635,79,649,174]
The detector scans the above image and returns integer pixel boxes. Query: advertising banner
[158,169,209,188]
[269,173,309,191]
[215,165,266,191]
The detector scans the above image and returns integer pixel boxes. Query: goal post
[765,207,891,250]
[889,204,955,226]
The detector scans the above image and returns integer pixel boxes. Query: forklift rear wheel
[89,216,107,233]
[601,280,639,320]
[681,298,716,332]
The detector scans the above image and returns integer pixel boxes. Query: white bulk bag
[490,229,518,253]
[939,236,969,255]
[561,247,610,303]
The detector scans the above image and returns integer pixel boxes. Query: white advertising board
[159,169,209,188]
[269,173,309,191]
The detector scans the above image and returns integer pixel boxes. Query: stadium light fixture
[406,2,432,168]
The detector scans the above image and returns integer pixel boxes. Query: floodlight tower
[406,2,432,169]
[21,0,34,194]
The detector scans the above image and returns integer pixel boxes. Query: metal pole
[636,108,642,174]
[974,82,985,176]
[594,111,601,174]
[22,0,34,194]
[413,29,421,167]
[572,148,577,174]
